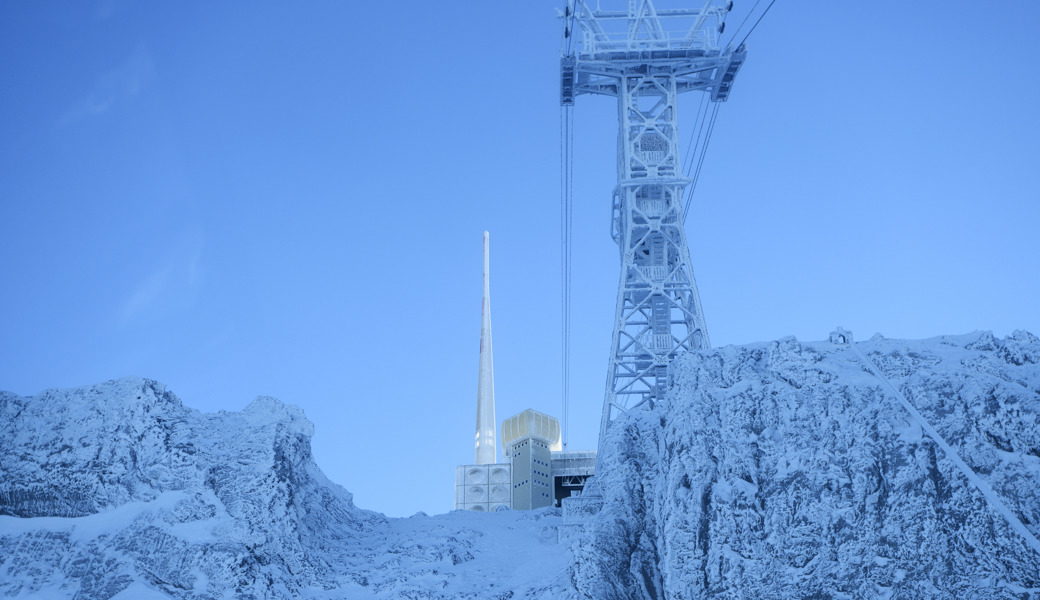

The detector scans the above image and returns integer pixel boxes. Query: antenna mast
[475,231,497,464]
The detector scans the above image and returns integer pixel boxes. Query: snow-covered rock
[4,331,1039,599]
[570,331,1040,599]
[0,378,571,599]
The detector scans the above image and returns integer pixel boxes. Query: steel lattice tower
[560,1,746,441]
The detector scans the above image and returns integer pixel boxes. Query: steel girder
[560,1,745,442]
[599,70,710,440]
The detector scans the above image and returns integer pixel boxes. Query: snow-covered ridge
[0,378,320,520]
[0,377,570,599]
[570,330,1040,599]
[3,331,1039,599]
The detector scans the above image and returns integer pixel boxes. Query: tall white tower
[475,231,497,464]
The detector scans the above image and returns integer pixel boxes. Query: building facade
[454,409,595,512]
[454,463,512,512]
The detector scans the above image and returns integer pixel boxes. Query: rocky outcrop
[5,331,1038,599]
[0,377,384,598]
[0,378,571,599]
[571,331,1040,599]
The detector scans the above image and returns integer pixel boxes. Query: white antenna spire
[475,231,497,464]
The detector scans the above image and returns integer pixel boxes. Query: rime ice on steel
[560,0,746,441]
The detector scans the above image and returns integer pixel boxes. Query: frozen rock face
[6,331,1038,599]
[0,378,571,599]
[0,377,383,598]
[571,331,1040,599]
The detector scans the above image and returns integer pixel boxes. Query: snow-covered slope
[0,378,570,599]
[570,331,1040,599]
[4,331,1039,599]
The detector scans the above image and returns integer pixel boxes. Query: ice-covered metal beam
[559,1,747,444]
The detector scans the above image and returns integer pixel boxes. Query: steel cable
[683,102,720,223]
[732,0,777,50]
[560,104,575,450]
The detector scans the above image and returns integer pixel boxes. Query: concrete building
[455,406,596,511]
[501,409,561,510]
[454,463,512,512]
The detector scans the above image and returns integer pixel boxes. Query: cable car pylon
[559,0,748,445]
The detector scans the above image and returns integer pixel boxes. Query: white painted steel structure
[560,1,747,443]
[455,233,509,512]
[475,231,497,465]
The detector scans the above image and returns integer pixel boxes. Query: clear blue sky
[2,2,1038,517]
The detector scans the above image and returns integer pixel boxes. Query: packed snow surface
[2,330,1039,599]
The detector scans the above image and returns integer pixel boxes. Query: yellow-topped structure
[500,408,562,453]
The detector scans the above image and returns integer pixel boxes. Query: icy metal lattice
[560,1,746,441]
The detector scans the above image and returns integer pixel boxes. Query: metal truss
[560,1,747,442]
[558,474,592,488]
